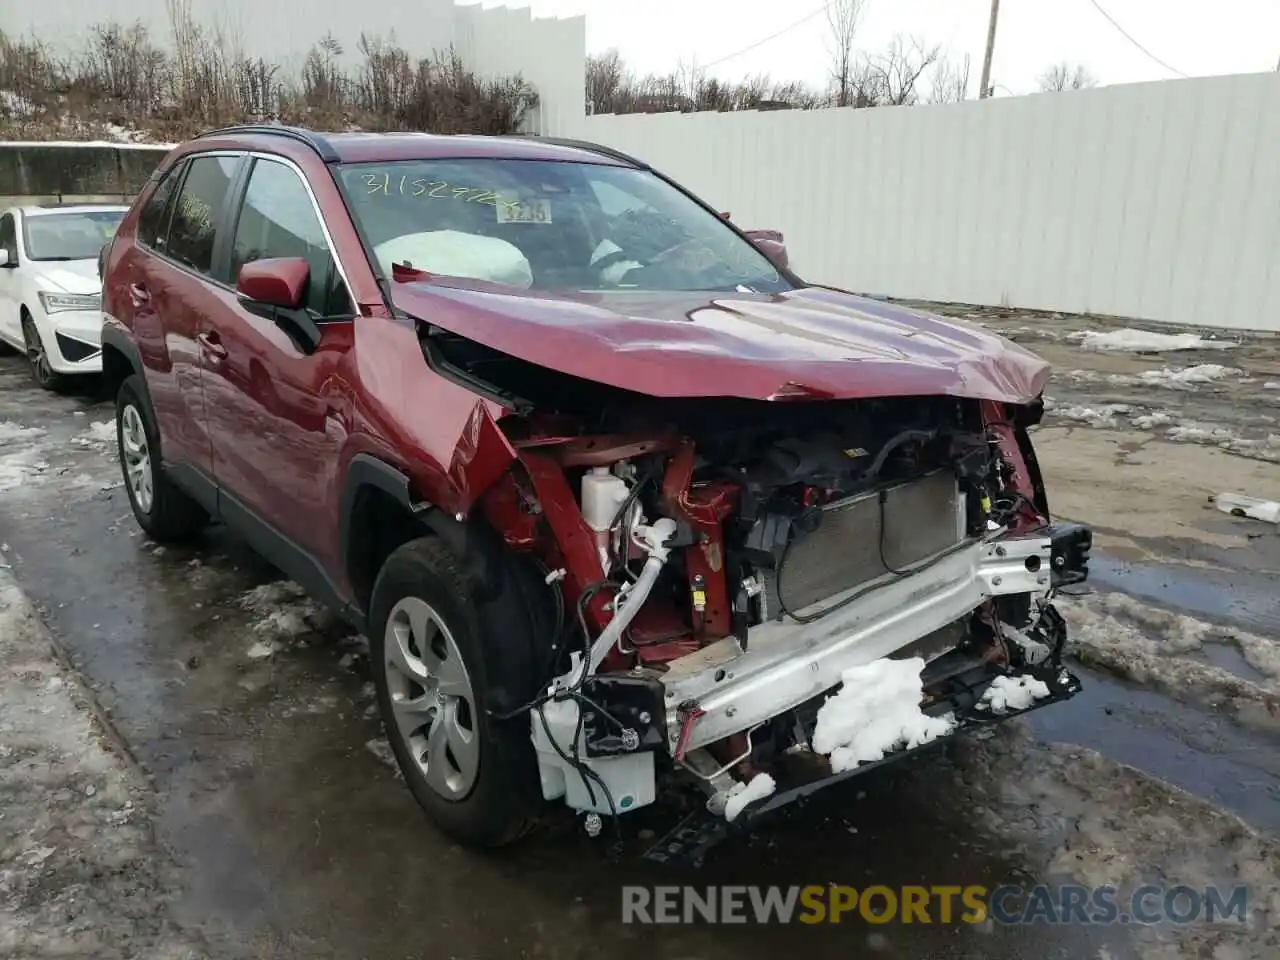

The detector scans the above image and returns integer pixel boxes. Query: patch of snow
[1132,411,1176,429]
[976,674,1051,714]
[1050,403,1132,428]
[70,420,116,448]
[240,580,308,612]
[1070,328,1238,352]
[0,421,46,442]
[811,657,955,774]
[239,579,331,644]
[1264,382,1280,391]
[722,772,777,822]
[1058,592,1279,721]
[1166,422,1237,443]
[0,90,37,117]
[245,640,277,659]
[1136,364,1243,388]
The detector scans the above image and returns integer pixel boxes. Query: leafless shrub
[587,49,826,115]
[1037,61,1098,92]
[0,11,536,141]
[928,53,971,104]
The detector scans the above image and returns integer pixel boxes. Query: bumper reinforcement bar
[642,660,1082,865]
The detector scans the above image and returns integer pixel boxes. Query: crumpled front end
[449,327,1091,852]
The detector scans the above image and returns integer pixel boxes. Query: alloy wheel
[383,597,480,799]
[119,404,154,514]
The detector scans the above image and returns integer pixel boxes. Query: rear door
[124,153,244,480]
[202,154,356,562]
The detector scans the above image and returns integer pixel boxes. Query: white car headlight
[37,291,101,314]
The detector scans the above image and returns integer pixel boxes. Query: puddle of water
[1030,667,1280,832]
[1089,554,1280,636]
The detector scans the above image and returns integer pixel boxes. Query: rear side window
[137,163,183,251]
[165,155,239,276]
[230,158,352,317]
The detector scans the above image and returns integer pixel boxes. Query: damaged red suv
[99,125,1091,858]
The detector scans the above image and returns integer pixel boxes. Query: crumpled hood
[34,260,99,295]
[391,282,1050,404]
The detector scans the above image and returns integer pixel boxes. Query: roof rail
[523,136,648,169]
[197,124,340,163]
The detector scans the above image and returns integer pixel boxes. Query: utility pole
[978,0,1000,99]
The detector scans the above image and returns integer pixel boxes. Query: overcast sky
[514,0,1280,96]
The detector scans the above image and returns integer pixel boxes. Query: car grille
[766,470,967,621]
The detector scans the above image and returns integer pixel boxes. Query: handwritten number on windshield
[362,173,512,211]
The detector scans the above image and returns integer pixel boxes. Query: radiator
[767,470,967,621]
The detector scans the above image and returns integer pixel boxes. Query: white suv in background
[0,204,127,390]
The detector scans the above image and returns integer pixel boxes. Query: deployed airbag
[374,231,534,289]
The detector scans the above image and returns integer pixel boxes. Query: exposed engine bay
[460,344,1093,856]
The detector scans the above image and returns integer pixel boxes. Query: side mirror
[237,257,309,309]
[0,249,13,268]
[236,256,321,354]
[745,229,788,271]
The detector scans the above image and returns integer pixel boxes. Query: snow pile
[0,90,36,117]
[0,421,46,442]
[1049,403,1132,428]
[70,420,116,448]
[976,675,1051,714]
[811,657,954,774]
[239,580,334,649]
[1058,591,1279,722]
[1166,422,1237,444]
[1132,411,1175,429]
[1071,328,1238,352]
[1136,364,1242,388]
[722,772,777,822]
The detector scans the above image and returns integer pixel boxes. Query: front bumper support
[659,535,1053,755]
[644,653,1082,865]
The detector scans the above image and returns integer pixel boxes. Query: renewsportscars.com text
[621,884,1250,926]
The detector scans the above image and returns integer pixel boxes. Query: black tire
[369,534,552,848]
[22,314,66,393]
[115,374,207,542]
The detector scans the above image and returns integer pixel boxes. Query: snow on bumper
[659,535,1053,754]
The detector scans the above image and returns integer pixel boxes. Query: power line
[699,2,834,71]
[1085,0,1189,78]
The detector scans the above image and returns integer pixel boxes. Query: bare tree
[1037,61,1097,92]
[866,35,941,106]
[586,48,626,114]
[928,53,971,103]
[826,0,866,107]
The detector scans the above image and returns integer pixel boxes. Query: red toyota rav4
[100,125,1090,859]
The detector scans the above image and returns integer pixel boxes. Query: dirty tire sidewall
[115,374,206,543]
[22,316,62,392]
[370,537,542,848]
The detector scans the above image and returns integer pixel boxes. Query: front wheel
[369,536,546,847]
[22,315,64,392]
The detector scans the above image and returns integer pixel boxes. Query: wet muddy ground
[1,311,1277,959]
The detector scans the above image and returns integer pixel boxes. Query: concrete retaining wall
[0,143,170,207]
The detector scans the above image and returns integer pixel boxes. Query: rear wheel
[116,374,207,542]
[22,313,64,392]
[369,535,549,847]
